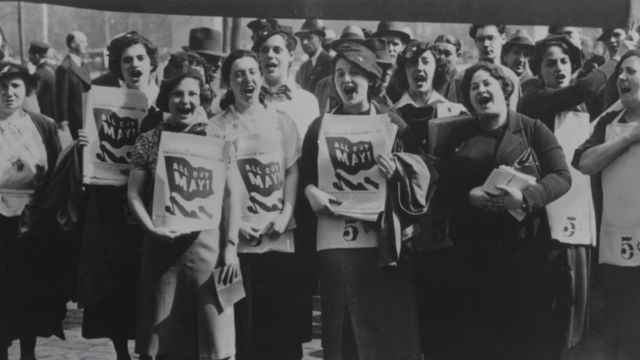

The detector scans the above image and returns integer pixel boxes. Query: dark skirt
[78,187,142,340]
[235,252,313,360]
[602,264,640,360]
[0,215,66,347]
[318,248,421,360]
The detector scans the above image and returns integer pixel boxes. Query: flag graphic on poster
[235,132,294,254]
[318,113,396,220]
[82,86,149,185]
[152,132,227,232]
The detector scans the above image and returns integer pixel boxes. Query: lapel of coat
[494,110,526,166]
[66,56,91,86]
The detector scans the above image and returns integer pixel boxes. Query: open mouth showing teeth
[477,95,491,106]
[242,86,255,95]
[265,62,278,70]
[130,70,143,79]
[414,74,426,83]
[343,85,356,96]
[620,86,632,94]
[555,74,566,81]
[177,106,193,115]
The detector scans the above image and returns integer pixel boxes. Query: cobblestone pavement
[9,290,606,360]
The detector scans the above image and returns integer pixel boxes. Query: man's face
[382,34,406,61]
[28,51,40,66]
[433,41,459,73]
[503,45,532,76]
[72,32,88,56]
[605,28,626,56]
[474,25,505,62]
[558,27,583,48]
[299,33,322,56]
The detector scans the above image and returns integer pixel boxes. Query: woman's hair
[331,54,384,101]
[393,47,437,94]
[107,31,158,81]
[460,62,514,111]
[615,49,640,76]
[155,69,205,113]
[532,38,581,76]
[219,49,266,110]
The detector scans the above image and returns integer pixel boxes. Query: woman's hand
[239,221,262,241]
[305,185,342,217]
[494,185,524,210]
[149,227,187,242]
[220,242,240,286]
[77,129,89,147]
[469,186,503,212]
[376,154,397,180]
[262,205,292,238]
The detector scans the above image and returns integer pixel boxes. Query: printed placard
[235,132,294,253]
[546,111,596,245]
[600,110,640,265]
[82,86,149,186]
[152,132,227,232]
[316,216,378,251]
[318,113,392,216]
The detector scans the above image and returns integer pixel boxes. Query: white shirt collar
[69,53,82,67]
[310,49,322,67]
[395,90,446,108]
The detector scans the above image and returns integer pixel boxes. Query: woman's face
[618,56,640,109]
[120,43,152,90]
[469,69,507,117]
[168,77,201,120]
[405,50,436,94]
[0,77,26,113]
[229,56,263,108]
[334,57,370,108]
[539,45,572,89]
[258,34,293,84]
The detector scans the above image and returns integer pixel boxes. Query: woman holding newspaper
[439,62,571,360]
[127,61,239,360]
[573,49,640,360]
[76,31,159,360]
[519,35,631,355]
[209,49,302,360]
[299,41,428,360]
[0,63,62,360]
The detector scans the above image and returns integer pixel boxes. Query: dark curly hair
[155,61,206,114]
[331,53,384,101]
[219,49,267,110]
[107,31,158,81]
[469,24,506,39]
[460,62,514,112]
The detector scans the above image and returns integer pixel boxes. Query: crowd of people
[0,16,639,360]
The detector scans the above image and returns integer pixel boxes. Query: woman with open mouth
[574,49,640,360]
[439,61,571,360]
[520,35,630,358]
[299,41,428,360]
[74,31,161,360]
[392,39,467,359]
[127,60,238,360]
[210,49,302,360]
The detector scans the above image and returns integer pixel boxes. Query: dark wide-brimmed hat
[295,18,326,38]
[373,21,412,44]
[503,29,534,54]
[184,27,226,58]
[332,41,382,80]
[530,35,582,75]
[0,62,37,90]
[28,41,49,55]
[331,25,366,50]
[251,21,298,52]
[363,38,393,65]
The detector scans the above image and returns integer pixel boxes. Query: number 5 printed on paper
[621,236,634,260]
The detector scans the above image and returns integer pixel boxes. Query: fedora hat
[503,29,534,54]
[184,27,226,58]
[295,18,326,38]
[331,25,366,50]
[373,21,411,44]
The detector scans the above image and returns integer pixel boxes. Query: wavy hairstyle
[460,62,514,112]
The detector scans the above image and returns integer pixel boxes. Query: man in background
[28,41,57,119]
